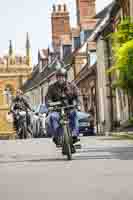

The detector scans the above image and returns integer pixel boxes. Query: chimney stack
[76,0,96,30]
[51,4,71,53]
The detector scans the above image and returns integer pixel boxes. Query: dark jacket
[11,96,31,111]
[45,81,80,105]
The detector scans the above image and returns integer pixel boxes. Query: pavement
[0,136,133,200]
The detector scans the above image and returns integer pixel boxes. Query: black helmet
[56,68,67,78]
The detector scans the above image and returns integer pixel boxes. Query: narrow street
[0,136,133,200]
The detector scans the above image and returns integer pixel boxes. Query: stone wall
[0,63,32,137]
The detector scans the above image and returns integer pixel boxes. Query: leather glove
[77,105,81,111]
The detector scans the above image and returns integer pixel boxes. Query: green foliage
[109,18,133,96]
[129,116,133,125]
[112,18,133,48]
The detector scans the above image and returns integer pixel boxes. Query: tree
[108,18,133,96]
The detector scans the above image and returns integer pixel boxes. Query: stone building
[0,33,32,138]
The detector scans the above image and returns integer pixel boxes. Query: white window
[90,51,97,66]
[4,87,13,105]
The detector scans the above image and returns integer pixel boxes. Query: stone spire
[9,40,13,56]
[8,40,15,64]
[26,32,31,66]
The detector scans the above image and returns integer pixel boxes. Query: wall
[74,53,87,77]
[130,0,133,18]
[96,38,112,135]
[0,63,31,137]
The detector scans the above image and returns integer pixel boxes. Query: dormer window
[3,86,13,106]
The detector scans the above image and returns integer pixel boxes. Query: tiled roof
[22,57,70,92]
[22,61,55,92]
[90,1,119,41]
[74,63,97,85]
[96,2,115,19]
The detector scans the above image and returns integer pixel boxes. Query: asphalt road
[0,136,133,200]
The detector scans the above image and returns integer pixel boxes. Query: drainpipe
[94,69,99,135]
[106,38,114,131]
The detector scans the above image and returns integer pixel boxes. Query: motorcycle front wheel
[63,125,72,160]
[21,123,28,139]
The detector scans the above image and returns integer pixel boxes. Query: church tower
[51,4,71,53]
[0,34,32,138]
[76,0,96,30]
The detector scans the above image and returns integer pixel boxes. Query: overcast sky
[0,0,113,63]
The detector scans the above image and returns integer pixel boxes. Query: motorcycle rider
[10,89,32,133]
[45,68,80,149]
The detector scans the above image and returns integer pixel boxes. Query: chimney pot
[53,4,56,12]
[64,4,67,11]
[58,4,61,11]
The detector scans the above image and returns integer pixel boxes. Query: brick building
[51,4,71,54]
[76,0,96,30]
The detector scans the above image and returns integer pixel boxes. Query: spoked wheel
[62,125,72,160]
[24,125,28,139]
[17,128,23,139]
[20,124,27,139]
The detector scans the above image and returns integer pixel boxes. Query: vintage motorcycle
[13,109,30,139]
[48,100,77,160]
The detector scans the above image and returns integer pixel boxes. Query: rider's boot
[71,144,76,153]
[72,136,80,144]
[62,144,76,155]
[53,136,62,147]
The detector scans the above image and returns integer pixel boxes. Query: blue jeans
[47,110,79,137]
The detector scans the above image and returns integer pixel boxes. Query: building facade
[95,0,133,134]
[0,34,32,138]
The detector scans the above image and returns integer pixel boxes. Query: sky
[0,0,113,64]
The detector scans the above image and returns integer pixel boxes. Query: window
[74,37,80,49]
[4,86,13,105]
[63,45,72,58]
[90,51,97,66]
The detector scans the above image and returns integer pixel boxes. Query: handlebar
[48,101,77,112]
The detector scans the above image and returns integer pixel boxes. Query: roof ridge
[96,1,115,19]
